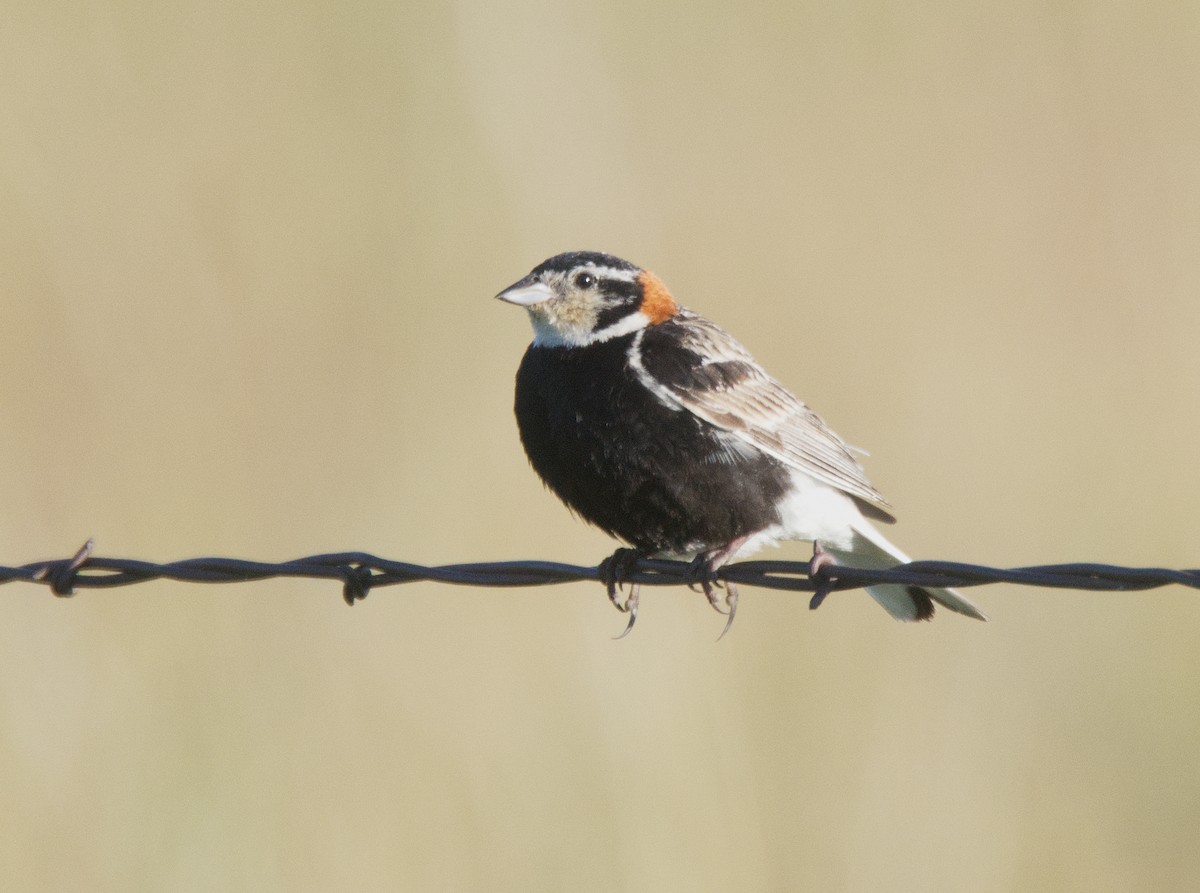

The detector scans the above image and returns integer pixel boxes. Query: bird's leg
[808,540,839,610]
[688,536,748,640]
[598,547,643,638]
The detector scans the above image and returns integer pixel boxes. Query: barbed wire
[2,540,1197,609]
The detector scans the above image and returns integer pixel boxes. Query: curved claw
[692,555,737,638]
[612,587,640,639]
[703,582,730,615]
[715,585,739,641]
[600,547,642,611]
[688,554,731,614]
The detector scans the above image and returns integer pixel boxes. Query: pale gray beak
[496,276,554,306]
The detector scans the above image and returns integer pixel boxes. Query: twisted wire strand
[3,539,1197,605]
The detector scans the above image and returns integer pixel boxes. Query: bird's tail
[824,523,988,622]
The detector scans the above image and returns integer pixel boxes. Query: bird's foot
[808,541,839,610]
[599,547,642,639]
[688,538,746,640]
[687,553,728,612]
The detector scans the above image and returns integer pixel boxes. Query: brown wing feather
[649,309,896,521]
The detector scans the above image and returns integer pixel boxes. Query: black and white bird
[497,251,986,634]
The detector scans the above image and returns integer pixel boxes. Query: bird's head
[496,251,679,347]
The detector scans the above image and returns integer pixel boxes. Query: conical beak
[496,276,554,306]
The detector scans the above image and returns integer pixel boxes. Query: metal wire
[2,539,1197,606]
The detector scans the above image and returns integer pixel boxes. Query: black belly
[514,336,790,555]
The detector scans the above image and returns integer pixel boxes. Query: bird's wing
[635,309,896,521]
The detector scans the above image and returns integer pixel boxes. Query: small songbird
[497,251,986,635]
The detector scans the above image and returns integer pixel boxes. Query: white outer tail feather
[826,522,989,622]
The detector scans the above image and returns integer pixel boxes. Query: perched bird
[497,251,986,635]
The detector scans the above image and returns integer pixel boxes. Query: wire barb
[342,564,374,606]
[30,537,95,597]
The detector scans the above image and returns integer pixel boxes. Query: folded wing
[635,309,896,522]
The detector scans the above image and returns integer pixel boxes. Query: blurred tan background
[2,2,1198,890]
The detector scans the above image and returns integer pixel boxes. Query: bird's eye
[574,272,596,289]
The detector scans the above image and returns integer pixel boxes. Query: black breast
[514,334,790,555]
